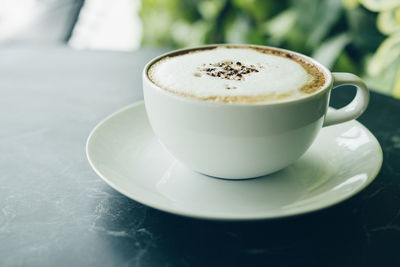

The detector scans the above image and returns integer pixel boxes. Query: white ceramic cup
[143,45,369,179]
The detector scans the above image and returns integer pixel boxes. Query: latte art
[148,46,327,103]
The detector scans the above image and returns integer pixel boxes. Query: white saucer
[86,102,383,220]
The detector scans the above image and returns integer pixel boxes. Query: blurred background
[1,0,399,97]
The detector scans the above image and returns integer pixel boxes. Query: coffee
[148,45,327,104]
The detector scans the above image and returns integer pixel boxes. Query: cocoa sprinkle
[197,61,260,81]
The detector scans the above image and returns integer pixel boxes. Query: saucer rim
[86,101,383,221]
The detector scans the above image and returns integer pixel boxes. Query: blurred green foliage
[140,0,400,97]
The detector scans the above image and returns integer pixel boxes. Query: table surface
[1,45,399,267]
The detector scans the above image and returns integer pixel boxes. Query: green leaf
[264,9,297,40]
[225,14,251,43]
[232,0,287,22]
[334,50,360,73]
[342,0,360,9]
[393,67,400,97]
[367,33,400,74]
[377,7,400,35]
[359,0,400,11]
[170,20,209,47]
[198,0,226,20]
[366,33,400,96]
[364,57,400,95]
[312,33,351,68]
[292,0,344,49]
[346,7,385,52]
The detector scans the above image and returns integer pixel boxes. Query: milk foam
[148,46,325,103]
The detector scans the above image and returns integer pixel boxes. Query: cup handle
[323,72,370,127]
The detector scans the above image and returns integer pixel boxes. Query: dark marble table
[1,45,399,267]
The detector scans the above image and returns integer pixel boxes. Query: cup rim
[143,44,333,107]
